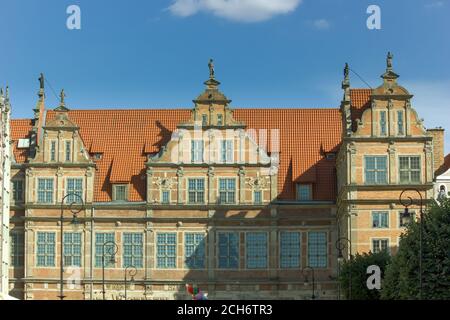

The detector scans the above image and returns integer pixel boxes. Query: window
[372,211,389,228]
[185,233,205,269]
[397,111,404,135]
[161,190,170,204]
[219,178,236,204]
[380,111,387,136]
[63,233,82,267]
[217,114,223,126]
[66,178,83,203]
[113,185,128,201]
[36,232,55,267]
[296,184,312,201]
[365,156,387,184]
[188,178,205,204]
[50,141,56,161]
[254,190,262,204]
[65,141,71,161]
[12,180,24,202]
[218,232,239,269]
[246,232,267,269]
[191,140,204,163]
[10,232,24,267]
[95,233,115,268]
[123,233,143,268]
[399,156,421,184]
[156,233,177,268]
[220,140,233,163]
[372,239,389,254]
[202,114,208,126]
[37,178,54,203]
[280,232,300,268]
[308,232,327,268]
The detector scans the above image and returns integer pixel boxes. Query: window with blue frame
[50,141,56,161]
[161,190,170,204]
[157,233,177,268]
[36,232,55,267]
[380,111,387,136]
[37,178,54,203]
[191,140,204,163]
[218,232,239,269]
[254,190,262,204]
[280,232,301,268]
[65,140,72,161]
[123,233,143,268]
[296,184,312,201]
[184,233,205,269]
[188,178,205,204]
[95,233,115,268]
[66,178,83,203]
[63,232,82,267]
[372,211,389,228]
[365,156,387,184]
[219,178,236,204]
[308,232,327,268]
[220,140,233,163]
[10,232,24,267]
[246,232,268,269]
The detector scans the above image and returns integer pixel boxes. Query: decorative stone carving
[153,177,175,190]
[176,167,184,178]
[238,166,245,177]
[207,167,215,178]
[56,167,64,177]
[25,168,33,177]
[246,176,269,190]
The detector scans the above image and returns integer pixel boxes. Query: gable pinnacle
[386,51,393,71]
[60,89,66,107]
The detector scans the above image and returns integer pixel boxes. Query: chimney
[427,128,445,176]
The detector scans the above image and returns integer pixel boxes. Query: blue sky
[0,0,449,152]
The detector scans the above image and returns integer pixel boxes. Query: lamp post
[58,193,84,301]
[124,265,137,300]
[303,267,315,300]
[399,188,424,299]
[102,241,118,300]
[336,237,352,300]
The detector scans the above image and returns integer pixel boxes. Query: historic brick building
[1,54,446,300]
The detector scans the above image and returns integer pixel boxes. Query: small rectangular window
[50,141,56,161]
[219,178,236,204]
[162,190,170,204]
[254,190,262,204]
[37,178,54,203]
[365,156,387,184]
[65,141,71,161]
[380,111,387,136]
[191,140,204,163]
[296,184,312,201]
[114,185,128,201]
[372,239,389,254]
[397,111,404,135]
[188,178,205,204]
[12,180,24,202]
[372,211,389,228]
[217,114,223,126]
[399,156,421,184]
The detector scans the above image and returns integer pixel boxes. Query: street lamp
[124,265,137,300]
[102,241,118,300]
[58,193,84,301]
[302,267,315,300]
[399,188,424,299]
[336,237,352,300]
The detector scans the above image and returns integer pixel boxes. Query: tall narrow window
[397,111,404,135]
[185,233,205,269]
[10,232,24,267]
[219,178,236,204]
[63,233,82,267]
[50,141,56,161]
[399,156,421,184]
[280,232,301,268]
[191,140,204,163]
[217,114,223,126]
[156,233,177,268]
[365,156,387,184]
[12,180,24,202]
[123,233,143,268]
[37,178,54,203]
[66,178,83,203]
[246,232,268,269]
[218,232,239,269]
[308,232,327,268]
[95,233,115,268]
[220,140,233,163]
[372,239,389,254]
[36,232,55,267]
[188,178,205,204]
[201,114,208,127]
[380,111,387,136]
[372,211,389,228]
[296,184,312,201]
[254,190,262,204]
[161,190,170,204]
[65,141,71,161]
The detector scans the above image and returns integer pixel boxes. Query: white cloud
[312,19,330,30]
[168,0,302,22]
[425,1,445,8]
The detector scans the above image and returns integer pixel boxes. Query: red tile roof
[444,154,450,172]
[11,119,33,163]
[350,89,371,131]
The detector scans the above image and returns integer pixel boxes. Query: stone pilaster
[388,142,396,184]
[146,167,153,203]
[207,167,215,204]
[238,166,245,204]
[176,167,184,204]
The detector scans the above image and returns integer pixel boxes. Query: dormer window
[202,114,208,127]
[65,141,71,161]
[296,184,312,201]
[380,111,387,136]
[325,153,336,160]
[217,114,223,126]
[113,184,128,201]
[93,153,102,161]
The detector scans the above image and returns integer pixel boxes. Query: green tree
[382,199,450,299]
[339,251,390,300]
